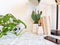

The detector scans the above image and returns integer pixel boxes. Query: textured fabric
[40,16,51,35]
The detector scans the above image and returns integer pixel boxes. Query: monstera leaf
[3,14,10,23]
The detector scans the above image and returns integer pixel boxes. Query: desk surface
[50,35,60,40]
[0,32,57,45]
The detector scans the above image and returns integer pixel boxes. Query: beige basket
[40,16,51,35]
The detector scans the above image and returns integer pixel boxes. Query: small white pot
[38,26,43,35]
[33,24,38,34]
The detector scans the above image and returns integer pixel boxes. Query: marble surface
[0,32,57,45]
[50,35,60,40]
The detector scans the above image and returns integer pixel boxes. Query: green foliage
[31,10,42,24]
[0,13,27,38]
[0,15,3,25]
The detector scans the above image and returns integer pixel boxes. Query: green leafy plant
[0,13,27,38]
[31,10,42,24]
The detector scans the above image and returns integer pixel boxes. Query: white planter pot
[38,26,43,35]
[33,24,38,34]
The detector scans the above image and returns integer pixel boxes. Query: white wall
[58,5,60,30]
[50,5,56,30]
[0,0,50,31]
[50,4,60,30]
[0,0,58,31]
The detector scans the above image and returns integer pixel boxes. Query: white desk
[0,32,57,45]
[50,35,60,40]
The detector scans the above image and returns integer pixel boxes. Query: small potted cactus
[31,10,42,34]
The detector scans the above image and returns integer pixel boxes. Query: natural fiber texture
[29,0,39,6]
[40,16,50,35]
[55,0,60,4]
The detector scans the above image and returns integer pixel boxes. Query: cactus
[31,10,42,24]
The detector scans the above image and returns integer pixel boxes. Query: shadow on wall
[9,2,52,32]
[10,3,33,32]
[0,0,54,32]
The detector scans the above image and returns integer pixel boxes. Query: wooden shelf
[44,36,60,44]
[51,30,60,36]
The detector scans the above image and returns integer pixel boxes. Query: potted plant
[0,13,27,38]
[31,10,42,34]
